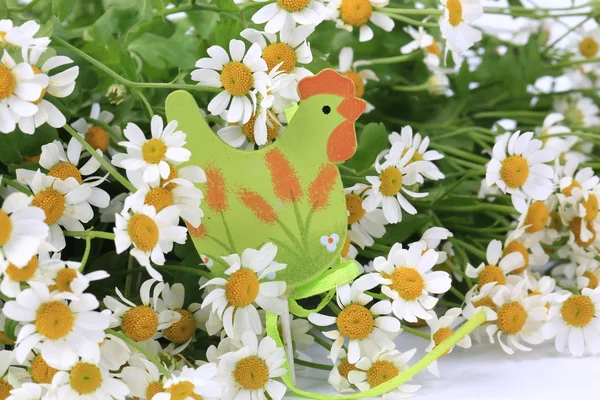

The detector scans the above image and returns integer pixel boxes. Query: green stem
[382,12,438,28]
[429,143,488,164]
[294,358,331,371]
[433,170,485,204]
[550,57,600,69]
[374,7,442,15]
[437,299,463,308]
[308,330,332,351]
[449,286,466,301]
[106,329,171,377]
[63,230,116,240]
[367,53,420,66]
[401,325,430,340]
[544,16,591,52]
[79,237,92,272]
[63,123,135,192]
[158,264,214,279]
[452,238,487,260]
[434,204,516,214]
[392,83,430,92]
[8,0,42,12]
[472,111,548,119]
[2,177,33,196]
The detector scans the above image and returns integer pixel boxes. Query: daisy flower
[121,355,165,400]
[16,169,94,251]
[574,261,600,291]
[97,334,130,372]
[401,26,436,54]
[345,184,387,249]
[159,283,199,349]
[308,275,400,363]
[153,364,221,400]
[217,108,284,149]
[328,0,394,42]
[554,94,600,127]
[0,50,48,134]
[240,25,314,76]
[50,360,129,399]
[201,242,287,338]
[424,308,471,377]
[558,162,599,199]
[48,256,109,296]
[0,350,30,399]
[328,349,359,393]
[363,143,427,224]
[465,239,525,288]
[71,103,119,154]
[114,201,187,281]
[417,226,453,264]
[38,138,110,208]
[18,47,78,133]
[462,282,505,334]
[373,241,451,322]
[2,282,109,368]
[337,47,378,111]
[0,191,48,268]
[218,331,287,400]
[7,382,44,400]
[486,131,554,209]
[103,279,181,347]
[439,0,483,62]
[0,252,64,298]
[544,288,600,356]
[251,0,327,34]
[347,349,421,398]
[388,126,445,183]
[572,27,600,73]
[0,20,50,50]
[191,40,269,124]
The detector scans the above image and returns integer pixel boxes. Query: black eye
[322,105,331,115]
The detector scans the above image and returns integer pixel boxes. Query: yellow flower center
[0,379,13,400]
[122,305,159,342]
[346,193,366,225]
[579,37,599,58]
[23,154,41,163]
[432,326,453,356]
[127,214,160,252]
[402,148,423,164]
[6,256,39,282]
[500,155,529,188]
[341,235,351,258]
[226,268,260,307]
[366,360,398,388]
[472,296,496,311]
[86,126,110,153]
[497,301,527,335]
[0,210,11,246]
[337,357,359,379]
[48,162,83,184]
[386,267,424,301]
[379,167,403,196]
[55,268,78,292]
[426,41,441,57]
[32,189,66,225]
[583,194,599,222]
[168,381,203,400]
[146,381,165,400]
[144,187,175,213]
[277,0,309,12]
[164,309,197,344]
[35,301,74,340]
[142,139,167,164]
[503,241,529,274]
[233,356,270,390]
[343,71,365,98]
[0,64,15,100]
[70,362,103,394]
[262,43,297,73]
[0,331,14,346]
[562,179,582,197]
[221,62,254,96]
[160,162,179,191]
[478,265,506,287]
[524,201,549,233]
[242,112,280,143]
[340,0,373,27]
[571,217,596,247]
[446,0,463,27]
[583,271,598,289]
[336,304,374,340]
[564,106,585,126]
[31,354,59,384]
[561,295,595,327]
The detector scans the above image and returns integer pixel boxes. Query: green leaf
[52,0,75,21]
[214,14,242,48]
[0,0,7,19]
[216,0,239,11]
[37,19,55,39]
[345,122,388,174]
[0,125,59,164]
[379,214,432,245]
[3,318,18,341]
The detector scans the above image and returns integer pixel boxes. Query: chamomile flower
[486,131,554,208]
[153,364,221,400]
[98,334,130,372]
[71,103,118,154]
[39,138,110,208]
[240,25,314,76]
[0,50,48,134]
[558,161,599,199]
[114,202,187,280]
[159,283,199,349]
[466,240,525,288]
[328,349,358,393]
[388,126,445,183]
[544,288,600,356]
[417,227,453,264]
[201,243,287,338]
[16,169,94,251]
[2,282,109,368]
[0,20,50,50]
[329,0,394,42]
[121,355,165,400]
[0,191,48,268]
[554,94,600,127]
[363,143,426,224]
[0,350,29,399]
[308,275,400,363]
[7,382,44,400]
[112,115,191,186]
[0,252,62,298]
[344,184,387,249]
[191,40,269,124]
[348,349,421,398]
[574,261,600,290]
[439,0,483,62]
[401,26,436,54]
[18,47,78,133]
[373,241,451,322]
[218,331,287,400]
[486,280,547,354]
[50,360,129,399]
[337,47,378,111]
[217,107,284,149]
[49,258,109,296]
[572,27,600,73]
[424,308,471,377]
[251,0,327,34]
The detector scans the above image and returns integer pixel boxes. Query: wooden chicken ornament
[165,69,366,296]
